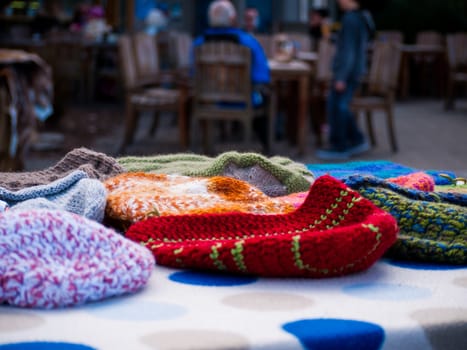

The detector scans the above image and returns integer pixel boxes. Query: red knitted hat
[126,175,398,277]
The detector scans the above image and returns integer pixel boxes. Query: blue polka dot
[169,271,258,286]
[86,300,187,321]
[282,319,384,350]
[343,283,431,301]
[386,259,467,270]
[0,343,95,350]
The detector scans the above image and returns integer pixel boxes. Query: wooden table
[269,59,311,155]
[295,51,318,64]
[399,44,446,99]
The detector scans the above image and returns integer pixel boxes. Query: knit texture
[344,175,467,264]
[0,170,107,222]
[387,172,435,191]
[125,175,398,277]
[117,152,314,196]
[105,173,295,226]
[307,160,456,185]
[0,147,124,191]
[277,173,435,209]
[0,209,154,309]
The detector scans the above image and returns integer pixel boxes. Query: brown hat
[0,147,124,191]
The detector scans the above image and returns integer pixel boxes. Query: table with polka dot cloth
[1,260,466,350]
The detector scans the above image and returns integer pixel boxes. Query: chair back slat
[117,35,138,90]
[194,42,251,105]
[132,32,160,81]
[172,31,192,69]
[367,41,401,95]
[446,33,467,70]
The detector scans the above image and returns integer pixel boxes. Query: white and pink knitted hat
[0,209,155,308]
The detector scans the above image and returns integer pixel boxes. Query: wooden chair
[309,39,335,146]
[445,33,467,110]
[192,41,274,154]
[414,31,445,96]
[39,38,86,106]
[0,69,12,170]
[117,34,189,153]
[351,41,402,152]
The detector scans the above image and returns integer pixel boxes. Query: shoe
[316,148,350,160]
[347,141,370,157]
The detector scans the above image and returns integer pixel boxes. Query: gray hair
[208,0,236,27]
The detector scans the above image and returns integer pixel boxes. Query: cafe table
[1,259,466,349]
[268,59,312,155]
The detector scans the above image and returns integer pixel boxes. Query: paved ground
[26,98,467,177]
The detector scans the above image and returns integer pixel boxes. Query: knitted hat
[117,151,314,196]
[104,173,295,227]
[0,170,107,222]
[343,175,467,264]
[278,173,440,209]
[307,160,456,185]
[125,175,398,277]
[387,172,435,192]
[0,147,124,191]
[0,209,154,308]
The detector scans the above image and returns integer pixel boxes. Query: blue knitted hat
[0,170,107,222]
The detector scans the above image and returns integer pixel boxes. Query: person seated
[192,0,271,151]
[244,7,259,33]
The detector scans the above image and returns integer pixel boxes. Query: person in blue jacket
[192,0,271,152]
[316,0,375,160]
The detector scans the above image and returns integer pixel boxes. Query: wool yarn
[344,175,467,264]
[117,151,314,196]
[125,175,398,277]
[104,173,295,226]
[0,209,154,308]
[0,147,124,191]
[0,170,107,222]
[307,160,456,185]
[387,172,435,191]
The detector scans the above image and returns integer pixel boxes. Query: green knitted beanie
[344,175,467,265]
[117,152,314,196]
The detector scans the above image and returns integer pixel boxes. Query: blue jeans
[326,80,365,151]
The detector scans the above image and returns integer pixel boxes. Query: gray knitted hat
[0,170,107,222]
[0,147,124,191]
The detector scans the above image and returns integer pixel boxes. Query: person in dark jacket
[316,0,375,160]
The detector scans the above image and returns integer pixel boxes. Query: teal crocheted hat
[343,175,467,265]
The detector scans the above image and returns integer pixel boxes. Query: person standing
[316,0,374,160]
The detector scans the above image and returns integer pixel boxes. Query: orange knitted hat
[104,173,296,225]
